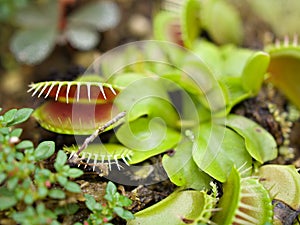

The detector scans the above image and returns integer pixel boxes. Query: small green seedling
[83,181,134,225]
[0,108,83,224]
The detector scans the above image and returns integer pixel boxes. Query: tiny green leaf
[68,1,120,31]
[7,176,19,190]
[226,114,277,163]
[10,27,56,65]
[24,193,34,204]
[120,210,135,220]
[10,128,23,137]
[34,141,55,160]
[3,109,17,124]
[38,186,48,198]
[0,187,17,210]
[117,195,132,207]
[16,140,34,150]
[65,181,81,193]
[66,24,99,50]
[106,181,117,196]
[67,168,83,178]
[57,175,68,187]
[54,150,67,170]
[242,51,270,94]
[48,189,66,199]
[7,108,33,126]
[113,206,124,217]
[55,203,79,215]
[0,127,9,135]
[85,194,98,211]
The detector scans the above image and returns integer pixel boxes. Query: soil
[1,1,300,224]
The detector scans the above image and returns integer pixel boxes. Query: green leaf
[3,109,17,124]
[0,187,17,210]
[57,175,68,187]
[181,0,201,48]
[259,164,300,210]
[106,181,117,197]
[120,210,135,221]
[242,51,270,94]
[49,189,66,199]
[10,128,23,137]
[67,168,83,178]
[117,195,132,207]
[116,117,181,164]
[65,181,81,193]
[68,1,120,31]
[193,40,223,78]
[128,190,211,225]
[34,141,55,160]
[54,150,67,170]
[7,108,33,126]
[114,206,124,217]
[114,206,134,220]
[7,176,19,190]
[192,123,253,182]
[38,186,48,198]
[0,127,9,135]
[24,192,34,204]
[14,1,58,28]
[163,138,212,190]
[226,114,277,163]
[10,27,56,65]
[221,45,253,77]
[55,203,79,215]
[201,0,243,45]
[114,77,179,127]
[84,194,98,211]
[66,24,99,50]
[0,173,7,183]
[16,140,34,150]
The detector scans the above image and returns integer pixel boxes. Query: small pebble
[128,14,151,38]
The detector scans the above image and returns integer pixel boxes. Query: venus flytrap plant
[192,40,270,113]
[26,2,300,224]
[265,36,300,109]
